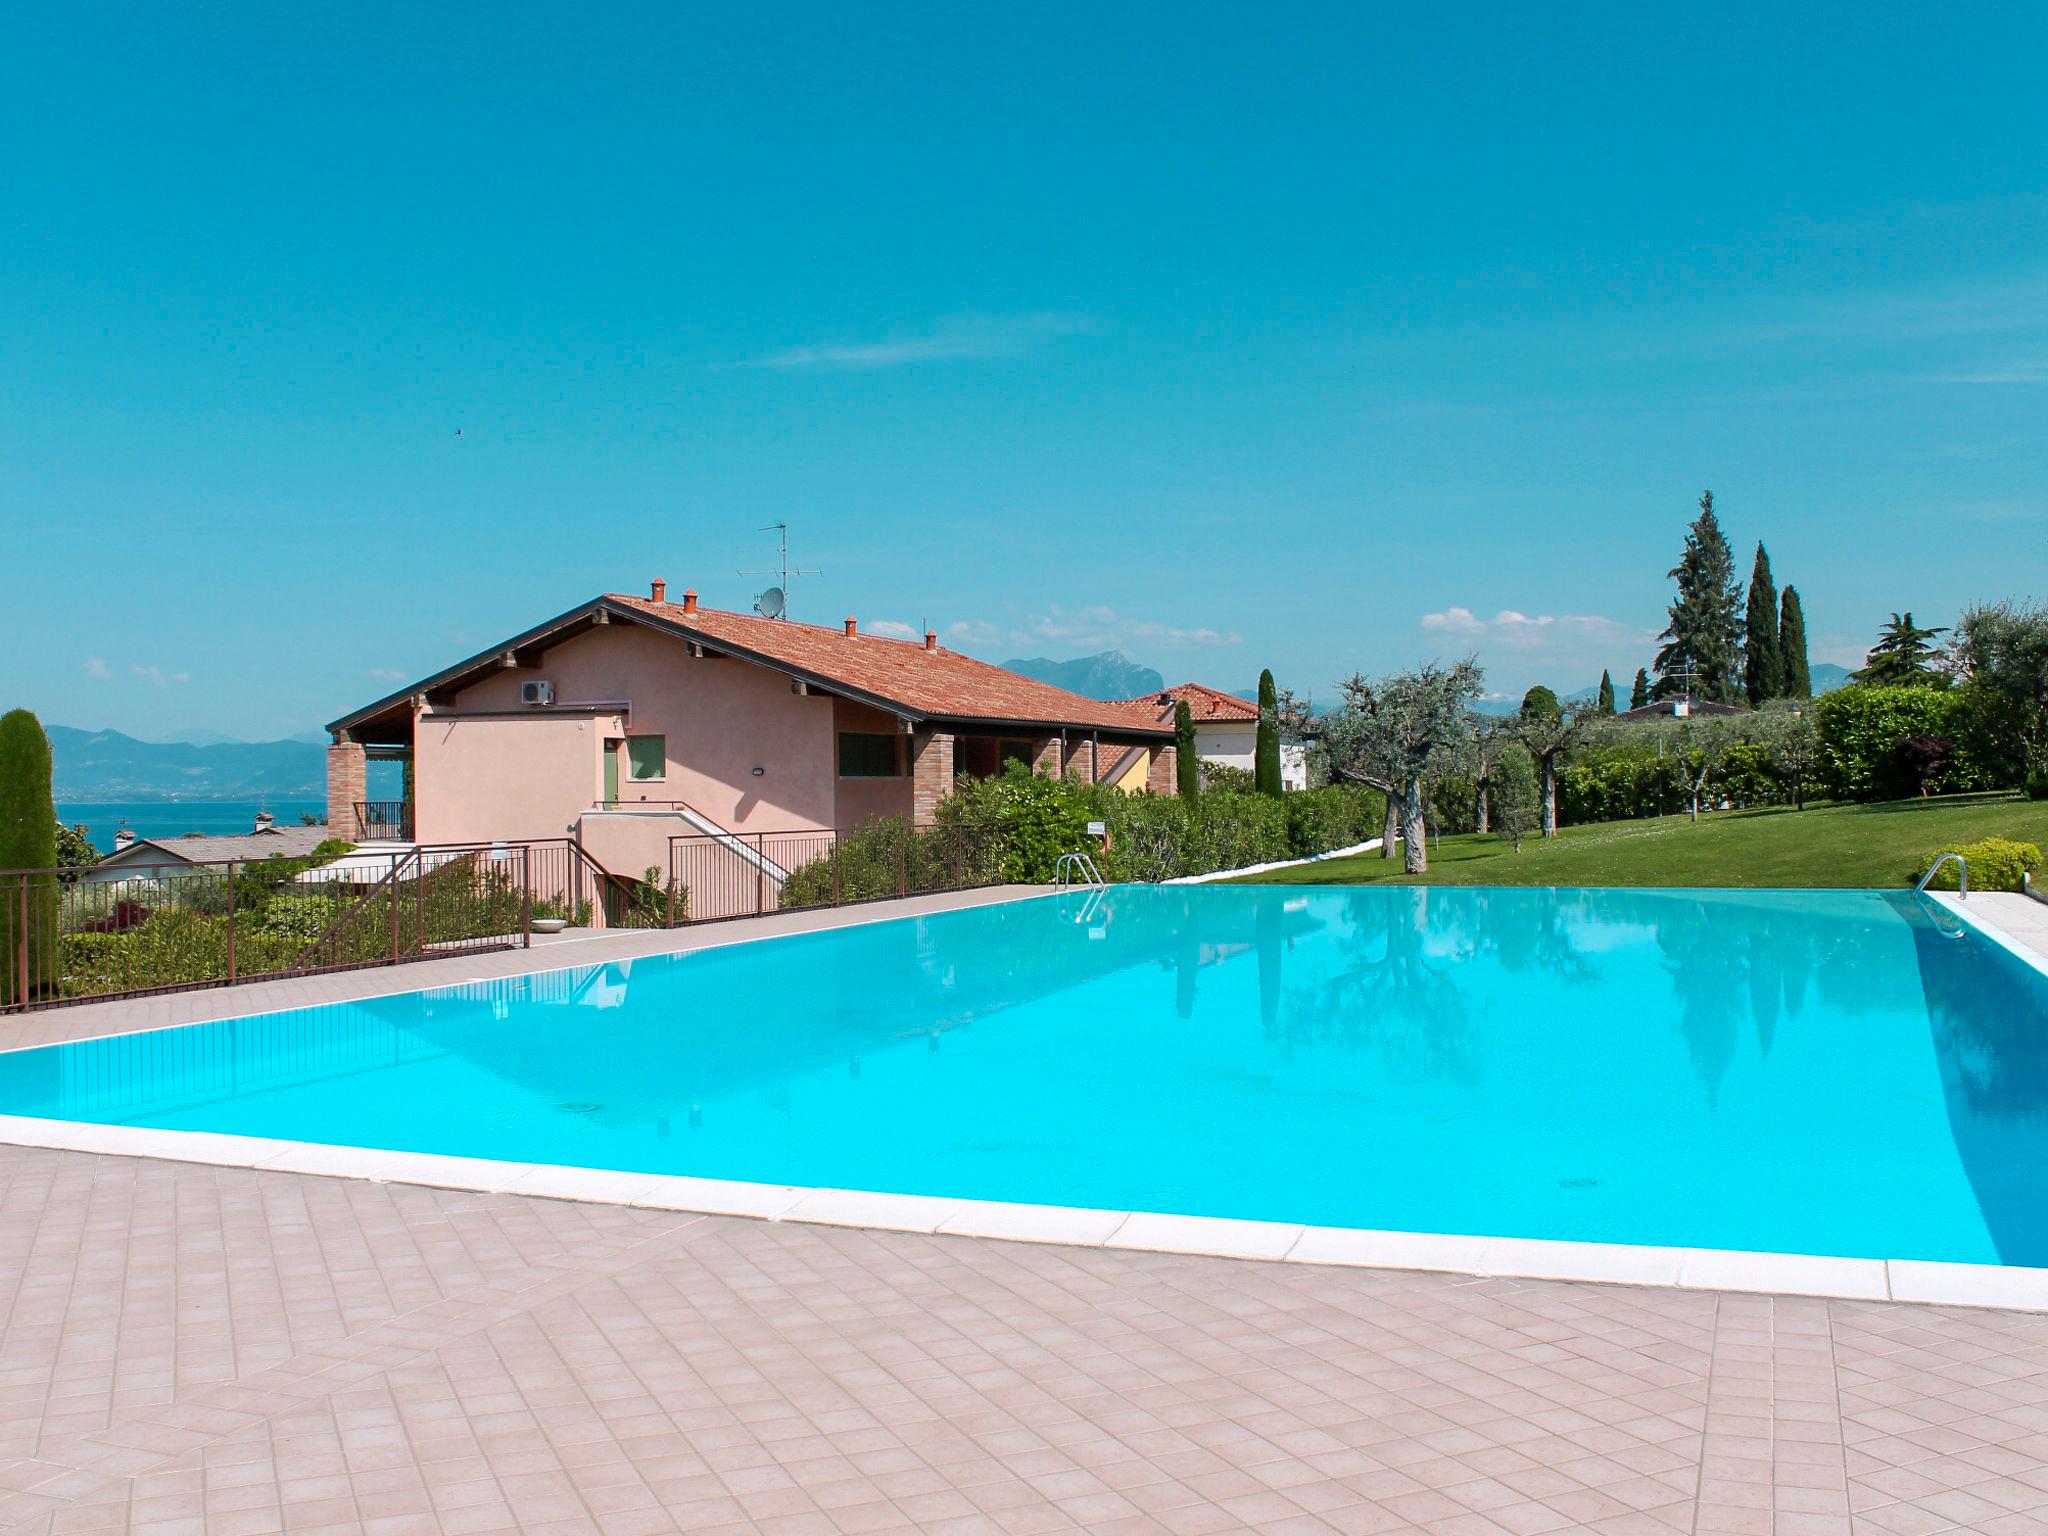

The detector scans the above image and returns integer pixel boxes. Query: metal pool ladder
[1915,852,1968,899]
[1053,851,1106,892]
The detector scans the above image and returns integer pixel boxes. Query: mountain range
[999,650,1165,701]
[46,726,329,802]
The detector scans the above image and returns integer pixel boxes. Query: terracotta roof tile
[606,595,1171,735]
[1113,681,1260,724]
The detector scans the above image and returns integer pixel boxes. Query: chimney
[924,630,937,652]
[113,826,135,852]
[844,617,858,637]
[253,809,275,835]
[682,588,698,615]
[650,577,667,603]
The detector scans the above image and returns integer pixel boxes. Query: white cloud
[946,620,1000,646]
[1012,605,1242,653]
[1420,608,1650,653]
[745,312,1092,372]
[129,664,190,687]
[82,656,111,680]
[863,620,921,641]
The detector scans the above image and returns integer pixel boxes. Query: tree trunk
[1401,780,1428,874]
[1381,795,1399,858]
[1475,778,1490,834]
[1539,755,1557,838]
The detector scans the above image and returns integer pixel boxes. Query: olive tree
[1513,693,1591,838]
[1951,599,2048,787]
[1647,713,1744,823]
[1322,659,1484,874]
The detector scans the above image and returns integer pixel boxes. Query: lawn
[1233,792,2048,889]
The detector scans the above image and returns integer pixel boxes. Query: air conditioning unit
[521,680,555,706]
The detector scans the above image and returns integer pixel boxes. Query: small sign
[1085,820,1106,837]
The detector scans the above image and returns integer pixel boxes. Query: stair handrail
[1915,852,1968,899]
[1053,851,1106,892]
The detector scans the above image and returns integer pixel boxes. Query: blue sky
[5,2,2044,740]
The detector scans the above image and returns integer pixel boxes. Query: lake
[59,801,329,854]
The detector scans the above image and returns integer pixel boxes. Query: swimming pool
[4,885,2046,1267]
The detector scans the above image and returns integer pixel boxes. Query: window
[625,735,666,781]
[838,732,901,778]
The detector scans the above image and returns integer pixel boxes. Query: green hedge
[1815,686,1992,801]
[777,767,1385,896]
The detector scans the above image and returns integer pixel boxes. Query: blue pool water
[5,885,2048,1266]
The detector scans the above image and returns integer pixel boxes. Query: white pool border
[0,1112,2041,1312]
[2,886,2046,1315]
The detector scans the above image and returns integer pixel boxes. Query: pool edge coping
[1,1112,2042,1315]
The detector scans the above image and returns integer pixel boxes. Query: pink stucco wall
[414,710,621,845]
[417,622,907,858]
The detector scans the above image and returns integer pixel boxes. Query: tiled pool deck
[1,886,2046,1533]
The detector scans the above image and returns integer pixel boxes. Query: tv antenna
[739,522,821,620]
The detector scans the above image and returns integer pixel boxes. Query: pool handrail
[1915,851,1968,899]
[1053,851,1106,892]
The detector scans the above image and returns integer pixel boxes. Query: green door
[603,739,620,804]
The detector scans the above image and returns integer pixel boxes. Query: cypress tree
[1173,700,1200,797]
[1779,587,1811,699]
[1630,668,1651,709]
[1254,669,1282,796]
[1596,670,1616,716]
[1653,490,1745,703]
[1743,542,1783,705]
[0,710,58,1004]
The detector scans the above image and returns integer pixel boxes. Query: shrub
[1912,837,2043,892]
[1199,762,1256,794]
[2026,772,2048,803]
[82,898,152,934]
[254,893,343,941]
[1284,785,1382,856]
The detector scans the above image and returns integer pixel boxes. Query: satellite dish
[753,586,786,619]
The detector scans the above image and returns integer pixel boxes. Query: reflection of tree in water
[1273,889,1484,1086]
[1652,896,1852,1103]
[1467,888,1598,985]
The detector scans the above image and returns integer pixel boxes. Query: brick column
[1032,737,1061,778]
[327,741,367,840]
[911,728,955,828]
[1062,737,1096,783]
[1148,743,1179,796]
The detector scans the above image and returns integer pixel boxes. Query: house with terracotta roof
[324,581,1179,895]
[1114,683,1309,791]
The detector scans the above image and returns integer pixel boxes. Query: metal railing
[0,839,591,1013]
[1,819,1014,1012]
[1053,851,1106,891]
[668,817,1006,925]
[353,800,414,840]
[1916,852,1969,898]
